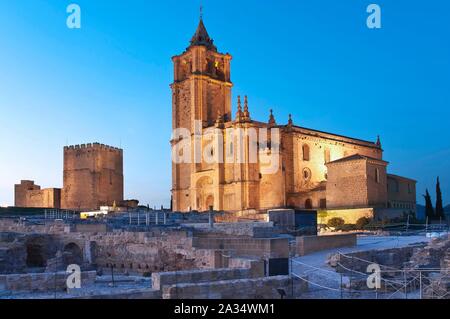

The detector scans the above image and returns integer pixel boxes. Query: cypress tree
[435,177,444,220]
[423,189,434,221]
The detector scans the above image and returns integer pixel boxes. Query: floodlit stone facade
[171,18,417,214]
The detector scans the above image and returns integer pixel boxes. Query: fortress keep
[61,143,124,211]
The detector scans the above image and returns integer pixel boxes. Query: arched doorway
[195,176,214,211]
[63,243,83,266]
[26,243,46,267]
[305,198,313,209]
[25,235,57,269]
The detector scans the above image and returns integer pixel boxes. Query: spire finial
[243,95,250,122]
[288,114,293,126]
[235,96,244,122]
[376,135,381,147]
[268,109,276,127]
[200,2,203,20]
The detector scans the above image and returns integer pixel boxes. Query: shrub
[355,217,371,229]
[336,224,357,232]
[327,217,345,228]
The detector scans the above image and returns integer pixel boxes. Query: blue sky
[0,0,449,207]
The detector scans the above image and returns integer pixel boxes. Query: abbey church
[170,18,416,218]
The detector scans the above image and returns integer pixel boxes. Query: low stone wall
[162,275,308,299]
[152,267,264,291]
[0,271,96,292]
[74,223,108,233]
[192,237,289,259]
[317,208,374,224]
[296,234,357,256]
[74,289,161,299]
[0,219,67,234]
[328,246,419,272]
[182,222,274,237]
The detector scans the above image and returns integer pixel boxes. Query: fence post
[419,271,423,299]
[404,270,407,299]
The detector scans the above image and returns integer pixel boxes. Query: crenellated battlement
[64,142,122,153]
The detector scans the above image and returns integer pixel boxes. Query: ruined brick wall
[14,181,61,208]
[61,143,123,211]
[90,230,217,275]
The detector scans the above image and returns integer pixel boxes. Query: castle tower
[171,17,232,212]
[61,143,124,211]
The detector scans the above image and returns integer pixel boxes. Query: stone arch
[26,243,46,268]
[63,242,83,266]
[305,198,313,209]
[25,235,56,268]
[195,176,214,211]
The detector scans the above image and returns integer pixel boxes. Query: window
[302,168,312,181]
[408,183,412,194]
[375,168,380,183]
[305,199,313,209]
[319,199,327,209]
[302,144,310,161]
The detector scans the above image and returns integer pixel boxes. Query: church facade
[170,18,416,216]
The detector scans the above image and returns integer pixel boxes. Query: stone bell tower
[171,18,233,131]
[171,17,233,212]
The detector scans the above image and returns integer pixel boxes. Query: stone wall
[89,230,220,275]
[152,267,263,291]
[192,237,289,259]
[14,181,61,209]
[296,233,357,256]
[183,222,274,237]
[317,207,374,224]
[162,275,308,299]
[0,271,96,292]
[62,143,123,211]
